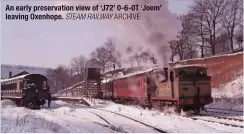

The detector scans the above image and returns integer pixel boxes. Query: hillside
[1,64,51,78]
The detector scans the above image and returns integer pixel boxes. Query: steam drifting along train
[1,72,51,109]
[101,66,213,113]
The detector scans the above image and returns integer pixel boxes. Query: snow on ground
[100,102,243,133]
[2,76,243,133]
[206,76,243,111]
[1,100,158,133]
[1,100,114,133]
[2,99,243,133]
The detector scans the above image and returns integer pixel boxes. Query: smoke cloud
[56,0,182,67]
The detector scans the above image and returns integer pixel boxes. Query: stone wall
[169,52,243,88]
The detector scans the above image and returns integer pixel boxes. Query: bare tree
[89,37,122,72]
[169,37,186,60]
[169,14,199,61]
[90,46,111,72]
[46,65,71,92]
[104,37,122,69]
[215,32,231,54]
[192,0,229,55]
[70,55,87,81]
[186,9,209,58]
[141,51,157,64]
[180,14,199,59]
[170,44,177,62]
[235,24,243,47]
[222,0,243,50]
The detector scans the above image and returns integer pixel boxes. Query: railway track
[64,112,127,133]
[52,98,243,131]
[63,109,166,133]
[54,97,168,132]
[198,113,243,122]
[42,108,126,133]
[191,117,243,128]
[44,106,163,133]
[206,107,243,113]
[203,108,243,117]
[182,114,244,128]
[185,108,244,128]
[87,111,127,133]
[92,108,168,133]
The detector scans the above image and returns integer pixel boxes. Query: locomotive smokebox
[85,68,101,80]
[9,71,12,78]
[163,68,168,81]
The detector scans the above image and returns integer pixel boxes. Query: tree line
[170,0,243,61]
[47,0,243,92]
[47,37,157,92]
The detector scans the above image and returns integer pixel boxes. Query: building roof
[11,71,30,78]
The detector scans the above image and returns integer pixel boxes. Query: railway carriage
[101,79,114,99]
[113,74,148,100]
[1,73,51,109]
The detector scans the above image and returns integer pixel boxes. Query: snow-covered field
[1,76,243,133]
[1,98,243,133]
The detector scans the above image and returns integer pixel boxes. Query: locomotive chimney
[113,63,116,70]
[9,71,12,78]
[163,68,168,81]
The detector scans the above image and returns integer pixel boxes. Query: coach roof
[1,73,47,83]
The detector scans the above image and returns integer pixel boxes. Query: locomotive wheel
[17,99,24,107]
[148,105,152,110]
[15,100,21,107]
[28,102,35,109]
[175,106,182,113]
[141,105,146,109]
[35,104,40,109]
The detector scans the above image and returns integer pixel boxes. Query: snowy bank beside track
[207,76,243,111]
[2,89,243,133]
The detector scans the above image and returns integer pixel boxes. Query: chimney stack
[113,64,116,70]
[9,71,12,78]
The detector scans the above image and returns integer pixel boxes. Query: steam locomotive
[101,66,213,113]
[1,72,51,109]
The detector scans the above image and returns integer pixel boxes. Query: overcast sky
[1,0,193,68]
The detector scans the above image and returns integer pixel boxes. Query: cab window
[196,69,206,76]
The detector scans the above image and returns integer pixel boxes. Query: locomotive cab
[154,66,213,113]
[172,66,213,112]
